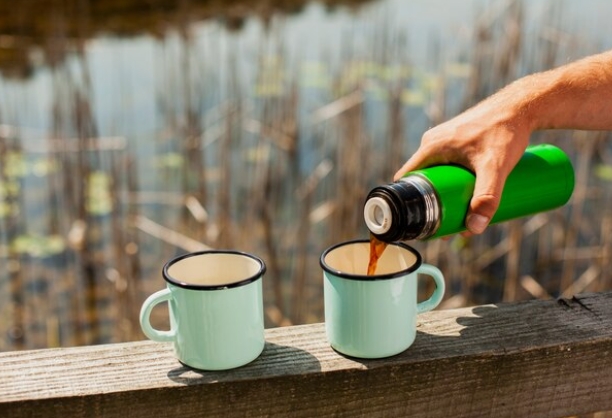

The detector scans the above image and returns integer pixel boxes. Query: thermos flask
[363,144,575,241]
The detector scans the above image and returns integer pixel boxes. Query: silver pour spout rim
[399,174,440,240]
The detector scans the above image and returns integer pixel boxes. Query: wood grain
[1,292,612,417]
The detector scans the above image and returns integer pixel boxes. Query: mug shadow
[329,305,504,367]
[340,299,602,367]
[414,305,503,356]
[167,341,322,385]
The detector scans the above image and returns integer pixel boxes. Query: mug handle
[416,263,445,314]
[139,288,176,342]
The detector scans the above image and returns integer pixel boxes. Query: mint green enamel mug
[321,240,445,359]
[139,251,266,370]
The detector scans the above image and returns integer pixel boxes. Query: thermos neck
[363,175,440,241]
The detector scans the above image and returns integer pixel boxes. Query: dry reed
[1,0,612,352]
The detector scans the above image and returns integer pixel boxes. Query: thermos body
[364,144,575,241]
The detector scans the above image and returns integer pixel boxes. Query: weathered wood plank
[1,292,612,418]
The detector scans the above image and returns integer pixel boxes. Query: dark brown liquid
[367,233,389,275]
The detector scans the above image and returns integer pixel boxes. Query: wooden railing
[1,292,612,418]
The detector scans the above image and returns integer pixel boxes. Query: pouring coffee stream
[367,233,388,276]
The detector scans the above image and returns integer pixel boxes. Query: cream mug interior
[165,251,264,287]
[322,240,421,278]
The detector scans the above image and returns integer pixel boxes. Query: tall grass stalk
[2,0,612,351]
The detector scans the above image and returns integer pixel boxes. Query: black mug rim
[319,239,422,281]
[162,250,266,290]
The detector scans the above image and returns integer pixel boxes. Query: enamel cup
[139,251,266,370]
[321,240,445,359]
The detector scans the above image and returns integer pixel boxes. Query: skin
[394,50,612,235]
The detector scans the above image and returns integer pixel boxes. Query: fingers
[393,143,449,181]
[394,127,470,181]
[465,166,506,234]
[396,140,508,235]
[393,149,428,181]
[465,212,492,235]
[464,136,528,234]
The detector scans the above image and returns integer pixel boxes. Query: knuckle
[471,193,501,214]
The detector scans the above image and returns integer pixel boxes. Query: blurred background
[1,0,612,351]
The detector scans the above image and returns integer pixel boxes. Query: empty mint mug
[139,250,266,370]
[321,240,445,359]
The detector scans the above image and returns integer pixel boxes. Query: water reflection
[1,0,612,351]
[0,0,373,78]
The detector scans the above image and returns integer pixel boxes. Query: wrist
[503,71,558,134]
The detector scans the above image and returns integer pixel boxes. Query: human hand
[395,50,612,235]
[393,98,531,235]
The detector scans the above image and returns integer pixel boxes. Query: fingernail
[467,214,489,234]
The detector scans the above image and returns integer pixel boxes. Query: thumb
[393,148,432,181]
[465,173,506,234]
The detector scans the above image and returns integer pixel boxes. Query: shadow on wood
[1,292,611,417]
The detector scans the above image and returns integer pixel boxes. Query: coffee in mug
[321,239,445,359]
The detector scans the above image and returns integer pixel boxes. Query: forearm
[493,50,612,132]
[395,50,612,234]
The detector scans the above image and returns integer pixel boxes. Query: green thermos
[363,144,575,241]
